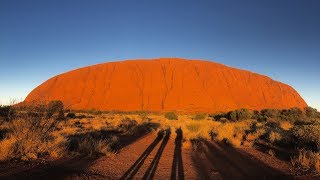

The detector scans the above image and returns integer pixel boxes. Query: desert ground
[0,104,319,179]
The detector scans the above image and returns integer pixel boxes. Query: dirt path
[1,129,309,179]
[85,129,296,179]
[87,128,197,179]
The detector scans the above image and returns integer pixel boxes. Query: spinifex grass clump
[164,112,178,120]
[193,113,206,120]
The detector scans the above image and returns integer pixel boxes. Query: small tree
[46,100,64,119]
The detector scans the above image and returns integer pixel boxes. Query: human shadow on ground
[191,139,293,180]
[170,128,184,180]
[253,141,296,161]
[0,122,159,179]
[142,128,171,180]
[120,130,165,179]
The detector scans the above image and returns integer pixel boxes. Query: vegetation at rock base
[164,112,178,120]
[0,103,319,174]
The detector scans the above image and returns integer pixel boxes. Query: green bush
[227,109,252,121]
[237,109,252,120]
[193,113,206,120]
[280,107,304,122]
[260,109,281,118]
[164,112,178,120]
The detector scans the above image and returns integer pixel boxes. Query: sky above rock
[0,0,319,110]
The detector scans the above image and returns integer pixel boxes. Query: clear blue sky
[0,0,319,110]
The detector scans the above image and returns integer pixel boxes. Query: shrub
[280,107,304,122]
[66,112,76,119]
[118,117,138,132]
[138,111,150,122]
[291,149,320,173]
[47,100,64,119]
[193,113,206,120]
[0,118,64,161]
[279,121,293,130]
[268,131,282,143]
[164,112,178,120]
[260,109,281,118]
[68,136,111,157]
[237,109,252,120]
[186,123,201,132]
[291,125,320,151]
[305,107,319,118]
[88,109,102,115]
[0,105,16,122]
[77,114,87,119]
[227,109,252,121]
[209,112,227,121]
[228,111,237,121]
[56,111,65,121]
[211,120,253,147]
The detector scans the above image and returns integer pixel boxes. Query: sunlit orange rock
[24,58,307,112]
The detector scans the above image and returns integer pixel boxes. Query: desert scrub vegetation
[291,149,320,173]
[0,101,160,162]
[164,111,178,120]
[0,105,16,122]
[209,108,253,121]
[0,117,65,161]
[205,107,320,174]
[210,120,255,147]
[291,124,320,151]
[192,113,206,120]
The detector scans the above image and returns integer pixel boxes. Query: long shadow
[142,128,171,180]
[120,130,164,180]
[254,141,295,161]
[1,122,159,179]
[0,156,105,179]
[191,139,293,180]
[170,128,184,180]
[117,122,160,150]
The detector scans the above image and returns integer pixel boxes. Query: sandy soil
[1,130,318,179]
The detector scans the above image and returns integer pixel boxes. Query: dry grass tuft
[210,120,253,147]
[0,118,65,161]
[291,149,320,173]
[279,121,293,130]
[268,131,282,143]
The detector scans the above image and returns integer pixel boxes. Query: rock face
[25,58,307,112]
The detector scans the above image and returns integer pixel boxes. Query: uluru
[24,58,307,112]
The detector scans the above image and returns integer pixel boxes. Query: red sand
[24,58,307,112]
